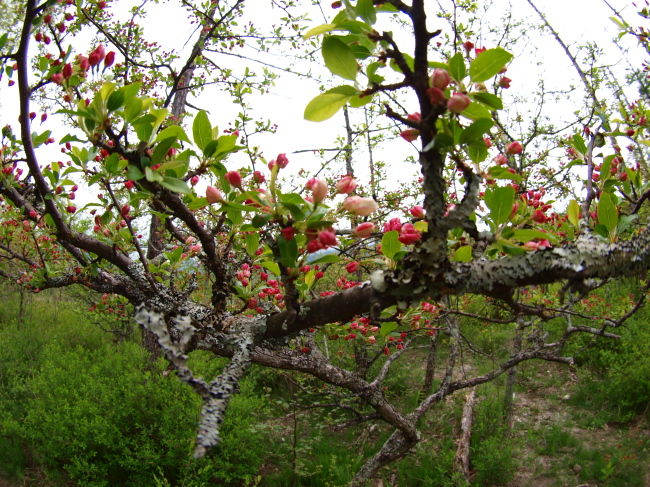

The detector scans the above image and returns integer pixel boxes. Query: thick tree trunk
[453,389,477,482]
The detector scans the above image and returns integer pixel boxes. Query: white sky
[0,0,642,198]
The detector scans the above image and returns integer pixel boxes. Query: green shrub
[8,342,269,486]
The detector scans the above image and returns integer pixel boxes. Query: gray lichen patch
[134,305,267,459]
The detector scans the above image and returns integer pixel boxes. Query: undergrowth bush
[1,340,270,486]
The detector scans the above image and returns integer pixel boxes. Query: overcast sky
[0,0,641,195]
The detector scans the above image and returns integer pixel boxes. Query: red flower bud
[498,76,511,88]
[104,51,115,68]
[409,205,425,218]
[281,226,295,241]
[345,261,359,273]
[225,170,242,189]
[276,153,289,168]
[121,204,130,217]
[506,141,523,155]
[400,129,420,142]
[50,73,63,84]
[62,63,73,79]
[426,87,446,104]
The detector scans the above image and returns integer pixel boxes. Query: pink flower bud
[50,73,63,84]
[306,177,328,203]
[78,56,89,72]
[121,204,130,216]
[498,77,511,88]
[406,112,421,122]
[409,205,425,218]
[335,176,357,194]
[430,68,451,89]
[253,171,265,183]
[494,154,508,165]
[206,185,224,204]
[506,141,523,155]
[484,137,492,149]
[352,222,375,238]
[190,175,199,185]
[343,196,379,217]
[426,87,446,104]
[400,129,420,142]
[225,170,242,189]
[318,229,337,247]
[276,153,289,168]
[523,241,538,251]
[104,51,115,68]
[447,92,470,114]
[398,223,420,245]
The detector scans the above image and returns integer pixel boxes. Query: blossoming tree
[1,0,649,483]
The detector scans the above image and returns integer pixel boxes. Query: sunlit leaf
[322,36,358,81]
[304,85,357,122]
[193,110,212,151]
[469,48,513,83]
[381,231,401,260]
[303,23,336,39]
[453,245,472,262]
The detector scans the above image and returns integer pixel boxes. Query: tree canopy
[0,0,649,483]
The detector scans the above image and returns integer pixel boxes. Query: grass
[0,283,649,486]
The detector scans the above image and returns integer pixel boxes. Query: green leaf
[322,36,358,81]
[511,229,557,243]
[486,186,515,226]
[261,261,281,276]
[193,110,212,151]
[469,48,513,83]
[151,136,177,167]
[221,201,261,212]
[572,133,588,154]
[501,242,526,255]
[303,23,336,39]
[126,165,145,181]
[453,245,472,262]
[156,125,191,144]
[124,96,143,123]
[459,118,493,145]
[104,153,120,174]
[598,192,618,233]
[468,139,488,164]
[381,231,401,260]
[213,134,238,157]
[245,233,260,257]
[252,213,272,228]
[459,102,490,122]
[186,197,208,210]
[567,199,580,227]
[304,85,357,122]
[278,235,299,268]
[106,89,125,112]
[356,0,376,25]
[469,92,503,110]
[349,93,373,108]
[380,322,398,338]
[487,166,522,181]
[308,253,341,265]
[159,176,191,194]
[449,52,466,82]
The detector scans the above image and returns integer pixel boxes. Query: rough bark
[454,389,477,482]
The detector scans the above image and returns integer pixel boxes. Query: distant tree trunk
[454,388,477,482]
[504,323,524,433]
[420,332,438,397]
[17,287,25,328]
